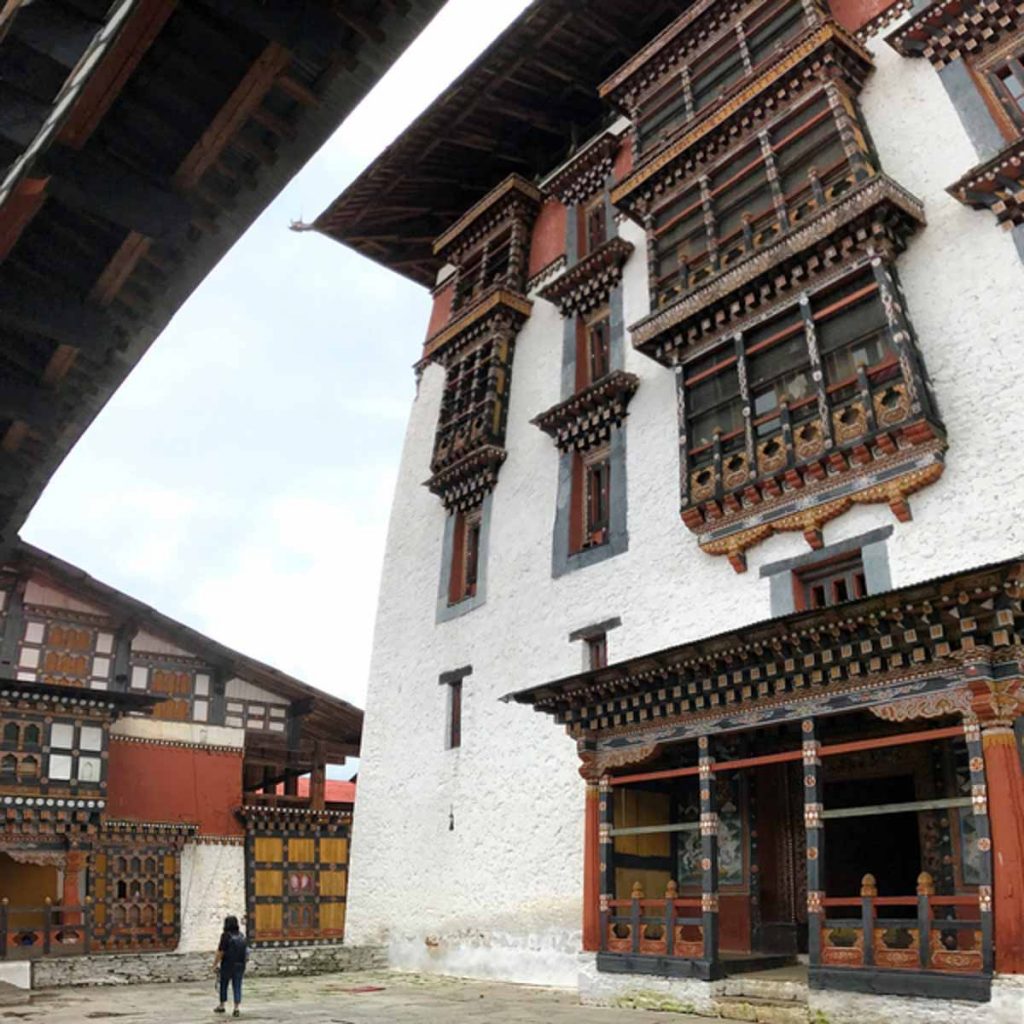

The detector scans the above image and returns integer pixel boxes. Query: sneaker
[213,1009,225,1015]
[232,1011,240,1018]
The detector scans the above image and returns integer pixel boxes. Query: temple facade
[312,0,1024,1019]
[0,543,360,976]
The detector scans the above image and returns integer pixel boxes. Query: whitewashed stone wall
[346,9,1024,992]
[178,842,246,953]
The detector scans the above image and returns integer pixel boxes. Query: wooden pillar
[63,848,86,925]
[963,716,995,974]
[310,741,326,811]
[698,736,719,967]
[599,775,614,954]
[583,780,601,952]
[802,718,825,967]
[970,679,1024,973]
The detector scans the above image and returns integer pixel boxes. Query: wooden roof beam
[333,7,387,45]
[174,41,292,191]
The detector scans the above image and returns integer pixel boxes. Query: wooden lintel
[0,176,47,262]
[174,41,292,192]
[274,73,319,107]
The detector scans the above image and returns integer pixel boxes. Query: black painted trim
[596,952,724,981]
[809,967,991,1002]
[439,666,473,686]
[569,617,622,642]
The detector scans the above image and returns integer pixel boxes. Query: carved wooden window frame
[633,0,822,157]
[579,194,609,259]
[447,506,482,607]
[576,306,613,391]
[793,551,868,611]
[571,446,612,554]
[650,88,865,310]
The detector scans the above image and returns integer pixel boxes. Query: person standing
[212,915,248,1017]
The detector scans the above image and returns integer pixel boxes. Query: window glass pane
[77,757,102,783]
[50,723,74,750]
[746,0,806,66]
[48,753,72,781]
[79,726,103,752]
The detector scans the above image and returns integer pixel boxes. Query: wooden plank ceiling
[0,0,446,550]
[310,0,691,287]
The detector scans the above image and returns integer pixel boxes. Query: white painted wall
[110,717,244,749]
[345,15,1024,990]
[178,842,246,953]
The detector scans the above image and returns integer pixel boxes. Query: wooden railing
[602,882,706,959]
[1,898,91,961]
[818,873,991,976]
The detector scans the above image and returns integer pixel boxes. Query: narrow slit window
[584,454,611,548]
[581,197,608,257]
[447,679,462,750]
[587,634,608,671]
[588,316,611,384]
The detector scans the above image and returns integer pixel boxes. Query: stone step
[713,994,810,1024]
[721,976,809,1004]
[0,981,31,1007]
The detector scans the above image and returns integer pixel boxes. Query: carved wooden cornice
[433,174,543,261]
[505,558,1024,743]
[632,174,925,365]
[545,132,621,206]
[421,287,532,364]
[239,804,352,832]
[947,137,1024,230]
[532,371,640,453]
[538,237,635,317]
[887,0,1024,69]
[424,444,507,514]
[855,0,913,42]
[612,24,874,214]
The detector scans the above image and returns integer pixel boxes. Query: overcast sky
[22,1,533,723]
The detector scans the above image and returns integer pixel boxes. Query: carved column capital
[969,678,1024,732]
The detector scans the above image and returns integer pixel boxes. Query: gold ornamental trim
[422,288,533,362]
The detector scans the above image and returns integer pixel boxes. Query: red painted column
[971,678,1024,974]
[63,849,85,925]
[583,782,601,952]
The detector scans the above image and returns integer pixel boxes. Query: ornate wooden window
[579,195,608,258]
[248,829,349,945]
[90,841,181,952]
[571,448,612,553]
[650,90,864,309]
[576,309,612,390]
[46,720,103,785]
[18,616,115,690]
[987,48,1024,132]
[149,669,192,722]
[794,553,867,610]
[447,508,482,606]
[626,0,826,157]
[225,699,288,733]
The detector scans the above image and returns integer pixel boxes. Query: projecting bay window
[571,449,611,553]
[450,228,514,313]
[683,264,920,510]
[633,0,823,156]
[650,89,871,309]
[448,507,482,606]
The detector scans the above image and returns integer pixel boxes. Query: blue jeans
[219,965,244,1005]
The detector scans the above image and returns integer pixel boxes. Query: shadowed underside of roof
[0,0,446,550]
[310,0,693,287]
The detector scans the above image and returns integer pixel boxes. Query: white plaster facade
[178,842,247,953]
[346,5,1024,1002]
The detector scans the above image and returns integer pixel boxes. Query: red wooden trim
[819,725,964,758]
[448,512,467,606]
[89,231,151,306]
[569,452,585,555]
[610,725,966,786]
[583,785,600,952]
[813,281,879,323]
[744,319,806,357]
[685,353,738,385]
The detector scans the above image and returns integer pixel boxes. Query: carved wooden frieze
[545,132,621,207]
[539,238,634,317]
[948,137,1024,230]
[532,370,640,453]
[887,0,1024,69]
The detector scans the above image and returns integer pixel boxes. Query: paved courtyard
[4,971,734,1023]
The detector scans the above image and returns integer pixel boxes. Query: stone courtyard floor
[4,971,741,1023]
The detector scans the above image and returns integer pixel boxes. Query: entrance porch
[509,557,1024,1006]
